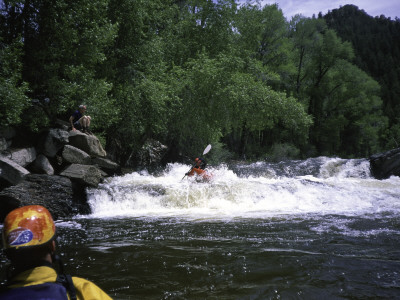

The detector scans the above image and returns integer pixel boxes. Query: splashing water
[3,157,399,299]
[85,157,400,219]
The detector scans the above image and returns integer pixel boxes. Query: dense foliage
[0,0,397,165]
[324,5,400,150]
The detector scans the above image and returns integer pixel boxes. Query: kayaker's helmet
[195,158,199,162]
[2,205,56,250]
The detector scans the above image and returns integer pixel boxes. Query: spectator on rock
[69,105,92,135]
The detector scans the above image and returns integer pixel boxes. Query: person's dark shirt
[71,110,82,123]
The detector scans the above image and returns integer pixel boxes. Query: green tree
[289,16,326,97]
[324,5,400,150]
[289,16,386,156]
[1,0,117,130]
[162,0,237,65]
[104,0,177,162]
[105,0,241,160]
[318,60,386,156]
[234,3,294,90]
[0,38,29,127]
[168,51,312,158]
[290,17,349,153]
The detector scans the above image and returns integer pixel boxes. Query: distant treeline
[0,1,399,165]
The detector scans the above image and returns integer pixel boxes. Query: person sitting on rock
[69,104,92,135]
[0,205,112,299]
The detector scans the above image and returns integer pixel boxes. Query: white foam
[86,160,400,219]
[54,220,83,229]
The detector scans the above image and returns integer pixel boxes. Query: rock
[38,128,69,157]
[68,131,106,157]
[369,148,400,179]
[30,154,54,175]
[60,164,103,187]
[0,156,30,185]
[0,174,88,221]
[3,147,36,167]
[92,157,120,175]
[54,118,70,131]
[62,145,92,165]
[133,139,168,168]
[0,125,122,221]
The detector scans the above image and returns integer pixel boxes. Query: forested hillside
[0,0,396,165]
[324,4,400,151]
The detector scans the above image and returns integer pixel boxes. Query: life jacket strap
[56,274,77,300]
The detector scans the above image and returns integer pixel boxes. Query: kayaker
[186,157,209,178]
[0,205,112,300]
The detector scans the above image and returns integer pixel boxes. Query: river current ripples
[1,157,400,299]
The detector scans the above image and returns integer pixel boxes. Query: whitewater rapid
[85,157,400,219]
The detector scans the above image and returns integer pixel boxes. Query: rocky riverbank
[1,121,399,222]
[0,124,121,221]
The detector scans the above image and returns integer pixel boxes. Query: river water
[2,157,400,299]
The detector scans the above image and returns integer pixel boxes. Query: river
[1,157,400,299]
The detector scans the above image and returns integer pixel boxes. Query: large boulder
[132,139,168,168]
[62,145,92,165]
[0,156,30,185]
[92,157,120,175]
[68,131,106,157]
[60,164,103,187]
[37,128,70,157]
[0,174,88,221]
[369,148,400,179]
[30,154,54,175]
[2,147,36,167]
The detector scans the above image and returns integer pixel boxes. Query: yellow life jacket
[1,266,112,300]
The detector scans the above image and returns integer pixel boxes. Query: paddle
[182,144,212,180]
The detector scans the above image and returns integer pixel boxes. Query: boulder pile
[0,126,120,221]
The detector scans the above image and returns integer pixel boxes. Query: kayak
[188,168,213,182]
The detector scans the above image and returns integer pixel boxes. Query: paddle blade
[203,144,212,155]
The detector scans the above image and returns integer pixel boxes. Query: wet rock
[134,139,168,168]
[0,156,30,185]
[369,148,400,179]
[60,164,103,187]
[0,174,86,221]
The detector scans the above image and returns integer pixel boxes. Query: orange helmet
[2,205,56,250]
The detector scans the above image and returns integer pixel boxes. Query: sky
[238,0,400,20]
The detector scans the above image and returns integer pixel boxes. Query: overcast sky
[238,0,400,20]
